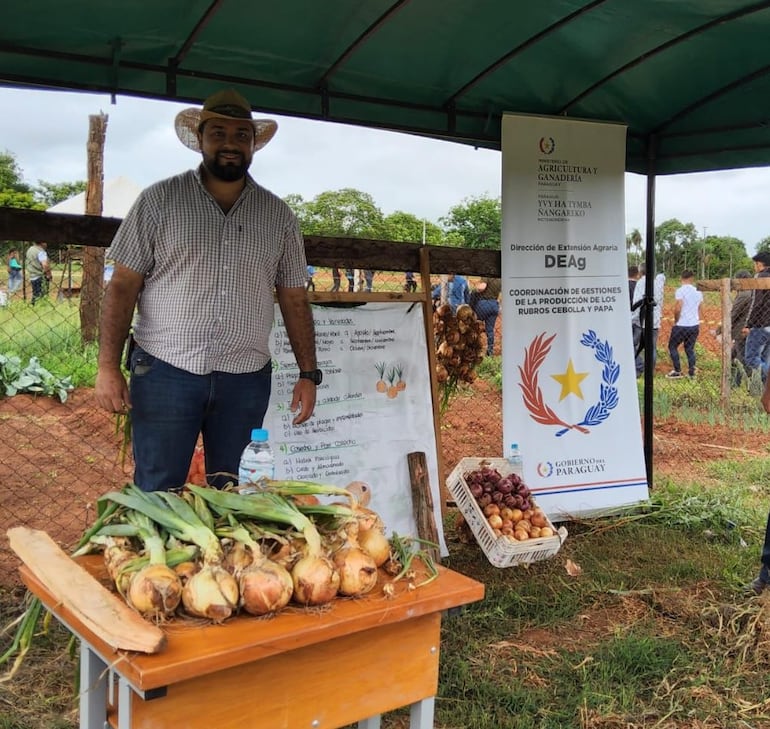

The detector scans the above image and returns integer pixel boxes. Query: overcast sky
[2,85,770,253]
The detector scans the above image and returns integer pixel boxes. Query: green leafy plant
[0,353,74,402]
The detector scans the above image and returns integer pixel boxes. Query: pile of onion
[465,466,554,541]
[433,303,485,411]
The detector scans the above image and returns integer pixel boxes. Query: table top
[21,555,484,691]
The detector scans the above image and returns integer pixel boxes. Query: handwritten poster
[264,302,448,555]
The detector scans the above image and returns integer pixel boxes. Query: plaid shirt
[110,168,307,375]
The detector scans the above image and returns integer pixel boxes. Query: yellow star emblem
[550,359,589,401]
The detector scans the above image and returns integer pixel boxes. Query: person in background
[742,251,770,384]
[469,276,501,356]
[631,262,665,377]
[6,248,22,296]
[666,270,703,378]
[363,269,374,292]
[432,273,470,312]
[306,264,315,291]
[345,268,355,292]
[404,270,417,292]
[94,88,320,492]
[330,266,341,292]
[627,264,640,306]
[25,241,52,304]
[751,380,770,594]
[714,268,752,385]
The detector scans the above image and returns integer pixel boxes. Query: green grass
[3,452,770,729]
[0,298,98,388]
[432,483,770,728]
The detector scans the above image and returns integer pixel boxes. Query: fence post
[80,112,108,345]
[720,277,731,407]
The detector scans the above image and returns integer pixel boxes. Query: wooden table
[21,556,484,729]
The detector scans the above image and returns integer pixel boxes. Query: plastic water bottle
[238,428,274,489]
[507,442,523,476]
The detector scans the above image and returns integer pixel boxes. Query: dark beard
[202,152,249,182]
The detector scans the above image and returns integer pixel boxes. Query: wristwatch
[299,368,323,385]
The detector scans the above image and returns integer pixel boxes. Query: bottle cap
[250,428,268,441]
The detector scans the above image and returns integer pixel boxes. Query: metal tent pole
[643,136,657,487]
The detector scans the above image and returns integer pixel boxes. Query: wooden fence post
[80,112,108,344]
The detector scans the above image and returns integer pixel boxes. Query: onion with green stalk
[216,513,293,616]
[99,486,238,623]
[257,478,391,584]
[293,492,391,568]
[121,510,183,619]
[330,519,378,597]
[187,484,341,606]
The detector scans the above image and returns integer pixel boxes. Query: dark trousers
[30,276,45,303]
[668,325,699,375]
[633,324,659,376]
[129,345,272,491]
[473,299,500,356]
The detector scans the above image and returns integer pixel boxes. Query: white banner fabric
[501,113,648,519]
[265,302,447,555]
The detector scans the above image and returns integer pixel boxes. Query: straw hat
[174,89,278,153]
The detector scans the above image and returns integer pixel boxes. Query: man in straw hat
[95,88,321,491]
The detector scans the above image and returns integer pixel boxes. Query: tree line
[2,149,766,279]
[626,220,768,280]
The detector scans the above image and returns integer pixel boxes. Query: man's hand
[290,379,317,425]
[95,366,131,414]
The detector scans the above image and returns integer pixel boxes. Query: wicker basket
[447,457,567,568]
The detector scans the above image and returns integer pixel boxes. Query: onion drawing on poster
[264,302,447,555]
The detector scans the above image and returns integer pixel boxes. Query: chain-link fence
[2,258,504,585]
[6,252,761,587]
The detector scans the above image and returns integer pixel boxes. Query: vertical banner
[264,302,448,555]
[501,113,648,519]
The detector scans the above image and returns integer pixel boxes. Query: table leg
[409,697,435,729]
[79,642,108,729]
[117,677,134,729]
[357,716,381,728]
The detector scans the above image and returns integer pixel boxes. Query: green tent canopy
[2,0,770,175]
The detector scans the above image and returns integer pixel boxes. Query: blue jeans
[30,276,45,303]
[129,345,272,491]
[8,269,21,293]
[744,327,770,378]
[632,324,659,376]
[473,299,500,355]
[668,325,699,375]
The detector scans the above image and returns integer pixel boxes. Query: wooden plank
[8,527,166,654]
[407,450,440,562]
[0,207,503,276]
[699,277,770,292]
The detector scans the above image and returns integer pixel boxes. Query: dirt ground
[1,296,762,585]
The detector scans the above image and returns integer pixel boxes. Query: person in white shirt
[631,263,665,377]
[666,270,703,378]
